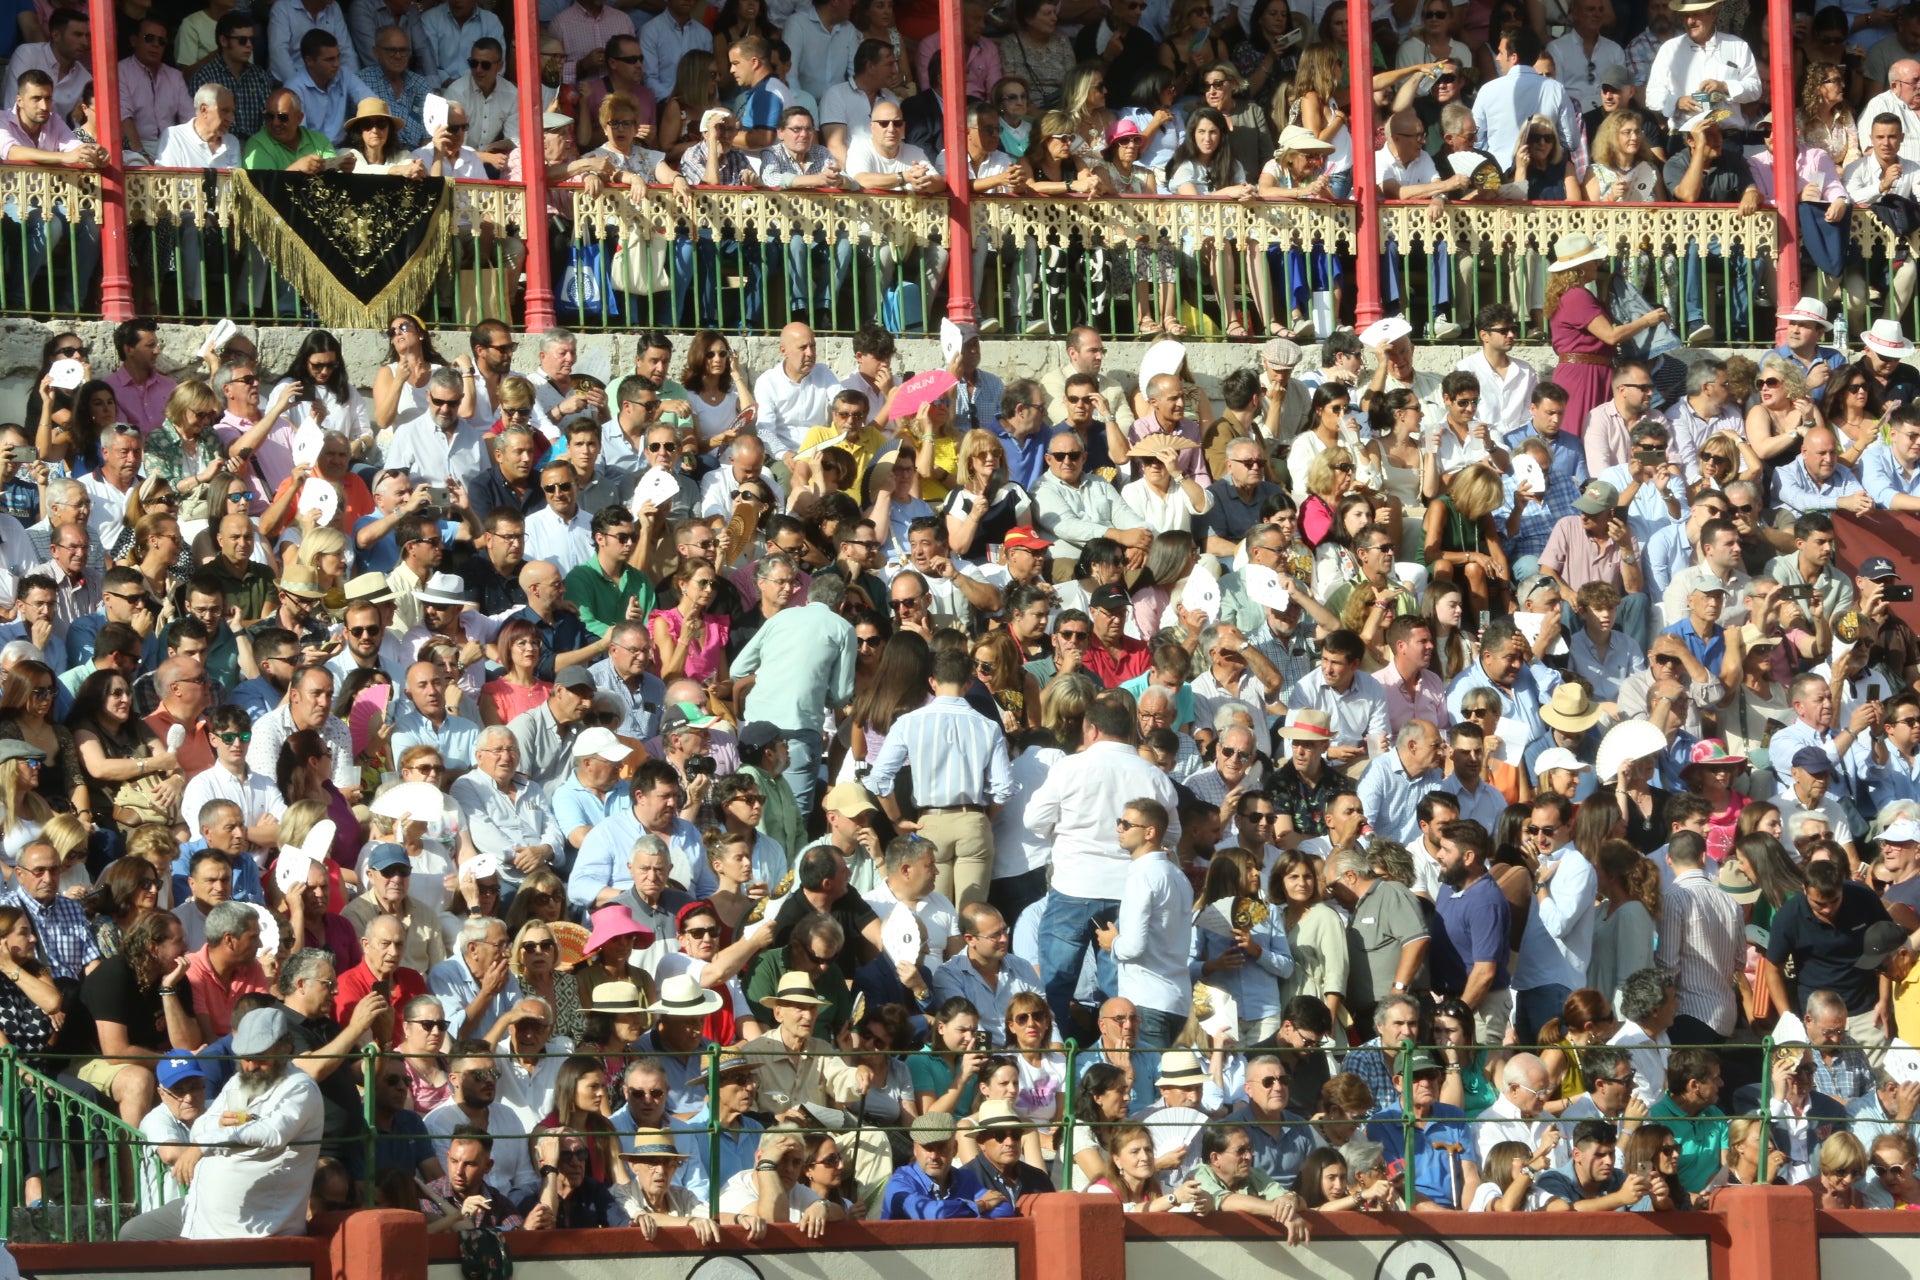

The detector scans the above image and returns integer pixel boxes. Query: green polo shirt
[743,763,803,864]
[1647,1095,1728,1193]
[1194,1163,1286,1203]
[241,126,336,169]
[562,558,655,638]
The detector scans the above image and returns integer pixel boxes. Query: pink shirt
[0,103,81,161]
[1540,512,1627,590]
[106,366,179,437]
[483,677,553,724]
[549,1,639,80]
[914,33,1002,99]
[648,608,730,683]
[118,55,193,148]
[1376,663,1449,736]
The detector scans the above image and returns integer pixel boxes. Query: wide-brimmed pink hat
[583,903,655,956]
[1681,738,1748,779]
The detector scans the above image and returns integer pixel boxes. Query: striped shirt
[1655,866,1744,1035]
[865,695,1013,808]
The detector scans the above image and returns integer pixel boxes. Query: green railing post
[361,1043,379,1208]
[706,1043,721,1221]
[1400,1035,1416,1208]
[1758,1034,1775,1185]
[1059,1040,1078,1192]
[0,1042,16,1238]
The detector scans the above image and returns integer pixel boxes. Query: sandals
[1139,316,1162,336]
[1225,319,1250,338]
[1165,319,1188,336]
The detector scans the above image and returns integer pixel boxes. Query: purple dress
[1549,283,1613,441]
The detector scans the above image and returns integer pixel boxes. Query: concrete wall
[0,317,1611,424]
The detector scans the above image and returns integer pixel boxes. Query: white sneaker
[1431,319,1463,341]
[977,316,1002,335]
[1024,318,1050,336]
[1686,323,1715,347]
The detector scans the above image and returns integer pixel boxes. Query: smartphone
[426,484,450,507]
[1633,449,1667,466]
[1887,584,1915,603]
[1612,506,1632,522]
[8,445,35,465]
[1783,584,1815,602]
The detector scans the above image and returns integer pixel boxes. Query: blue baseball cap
[158,1056,205,1090]
[367,843,412,874]
[1860,557,1899,581]
[1790,746,1835,775]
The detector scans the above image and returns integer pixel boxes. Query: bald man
[751,322,843,480]
[512,560,605,679]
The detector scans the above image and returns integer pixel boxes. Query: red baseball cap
[1003,527,1053,551]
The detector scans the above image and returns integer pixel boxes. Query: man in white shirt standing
[1094,796,1193,1090]
[1456,303,1537,444]
[1026,691,1180,1030]
[1545,0,1626,116]
[1861,57,1920,165]
[1642,0,1762,134]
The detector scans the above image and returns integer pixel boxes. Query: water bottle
[1833,307,1850,353]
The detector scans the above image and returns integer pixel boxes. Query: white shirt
[522,504,595,573]
[845,136,932,181]
[1474,1093,1570,1168]
[409,141,488,179]
[717,1167,823,1219]
[424,1098,541,1199]
[1643,29,1763,129]
[1456,350,1538,444]
[382,415,493,490]
[154,121,242,169]
[1111,849,1194,1017]
[749,362,843,460]
[865,882,960,952]
[179,764,286,835]
[1120,475,1212,534]
[444,72,517,148]
[494,1034,576,1116]
[698,465,787,518]
[1608,1018,1673,1108]
[991,744,1065,879]
[180,1066,324,1239]
[1025,740,1182,901]
[1861,90,1920,165]
[1844,152,1920,204]
[1374,144,1439,194]
[1544,32,1626,114]
[818,80,899,151]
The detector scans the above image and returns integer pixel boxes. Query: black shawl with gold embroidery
[232,169,454,329]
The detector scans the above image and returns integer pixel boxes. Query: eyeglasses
[1115,817,1144,831]
[522,940,557,952]
[1243,811,1278,825]
[606,531,637,544]
[1203,77,1231,89]
[873,118,904,128]
[1616,383,1653,392]
[378,43,410,53]
[1331,462,1355,473]
[1252,1074,1289,1087]
[1011,1010,1050,1024]
[1758,376,1784,388]
[390,321,418,336]
[733,793,767,806]
[1057,629,1091,643]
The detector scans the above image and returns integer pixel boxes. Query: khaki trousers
[916,809,995,910]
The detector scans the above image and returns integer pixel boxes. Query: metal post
[362,1044,379,1207]
[1347,9,1382,329]
[1757,1035,1775,1184]
[1766,0,1800,339]
[1060,1040,1077,1191]
[706,1043,722,1220]
[0,1044,15,1238]
[511,0,557,332]
[87,0,134,319]
[1399,1036,1415,1207]
[937,0,974,324]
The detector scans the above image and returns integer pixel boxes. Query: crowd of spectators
[0,117,1919,1239]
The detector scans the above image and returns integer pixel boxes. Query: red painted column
[1714,1185,1820,1280]
[1347,9,1381,328]
[938,0,974,323]
[512,0,556,332]
[1029,1193,1126,1280]
[1767,0,1800,341]
[87,0,133,319]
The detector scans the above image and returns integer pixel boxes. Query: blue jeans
[1675,238,1751,332]
[1800,203,1848,279]
[1135,1006,1186,1111]
[1514,984,1571,1047]
[783,731,821,821]
[672,229,764,328]
[4,207,99,311]
[1039,889,1118,1030]
[782,230,851,317]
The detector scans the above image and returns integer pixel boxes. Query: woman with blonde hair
[1039,670,1100,750]
[126,511,186,601]
[1585,109,1664,202]
[1798,61,1859,170]
[973,628,1039,732]
[1690,430,1763,499]
[291,524,350,599]
[1059,61,1114,161]
[1423,462,1507,620]
[1270,43,1351,198]
[1006,989,1066,1153]
[1258,129,1343,338]
[492,374,537,435]
[501,916,585,1041]
[1300,445,1358,550]
[942,427,1032,556]
[1514,113,1571,200]
[1544,233,1669,436]
[0,662,84,824]
[1745,353,1823,464]
[587,90,669,185]
[146,378,226,493]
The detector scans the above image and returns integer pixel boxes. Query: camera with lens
[686,754,718,778]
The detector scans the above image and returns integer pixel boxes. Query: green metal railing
[0,1033,1807,1241]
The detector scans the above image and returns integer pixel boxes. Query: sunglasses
[1048,450,1084,461]
[55,345,82,356]
[265,110,298,122]
[214,731,252,744]
[1525,824,1561,836]
[682,925,721,939]
[469,58,498,69]
[410,1018,450,1032]
[430,396,461,409]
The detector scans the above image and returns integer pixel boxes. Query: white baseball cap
[571,726,633,763]
[1535,747,1592,775]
